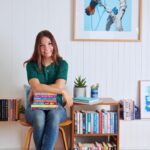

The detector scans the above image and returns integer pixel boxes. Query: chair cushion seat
[19,119,72,127]
[19,120,31,127]
[59,120,72,127]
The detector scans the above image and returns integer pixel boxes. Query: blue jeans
[25,104,67,150]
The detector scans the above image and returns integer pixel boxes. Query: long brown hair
[24,30,62,70]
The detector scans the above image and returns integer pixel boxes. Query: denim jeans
[25,104,67,150]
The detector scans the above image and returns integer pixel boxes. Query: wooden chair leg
[24,127,33,150]
[59,127,68,150]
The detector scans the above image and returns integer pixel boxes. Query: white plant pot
[74,87,86,97]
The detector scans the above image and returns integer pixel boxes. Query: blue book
[114,112,118,134]
[73,97,100,104]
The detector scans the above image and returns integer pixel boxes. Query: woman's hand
[62,90,73,107]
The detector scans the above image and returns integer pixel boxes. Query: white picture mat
[74,0,141,41]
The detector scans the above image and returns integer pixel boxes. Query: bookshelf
[0,99,20,121]
[71,98,120,150]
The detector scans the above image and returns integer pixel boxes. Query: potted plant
[91,83,99,98]
[74,75,87,97]
[19,104,25,120]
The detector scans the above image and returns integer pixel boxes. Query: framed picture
[73,0,142,42]
[140,80,150,119]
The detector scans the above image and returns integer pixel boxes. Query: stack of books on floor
[73,97,100,105]
[31,93,58,110]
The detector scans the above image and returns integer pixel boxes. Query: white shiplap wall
[0,0,150,149]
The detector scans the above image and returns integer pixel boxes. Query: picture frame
[140,80,150,119]
[73,0,142,42]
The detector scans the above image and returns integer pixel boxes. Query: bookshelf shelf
[75,133,118,137]
[71,98,120,150]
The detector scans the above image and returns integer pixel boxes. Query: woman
[24,30,73,150]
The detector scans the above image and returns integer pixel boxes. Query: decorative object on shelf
[119,99,135,120]
[91,83,99,98]
[140,80,150,119]
[19,104,25,120]
[73,0,142,41]
[73,96,100,105]
[74,75,87,98]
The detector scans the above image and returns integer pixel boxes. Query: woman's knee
[47,107,67,127]
[33,110,46,128]
[47,110,60,127]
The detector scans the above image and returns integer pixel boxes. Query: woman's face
[39,36,53,59]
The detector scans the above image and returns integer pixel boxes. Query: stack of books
[31,93,58,110]
[73,97,100,105]
[120,99,135,120]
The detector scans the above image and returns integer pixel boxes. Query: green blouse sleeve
[26,62,38,81]
[56,60,68,81]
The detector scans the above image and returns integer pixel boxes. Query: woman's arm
[29,78,63,94]
[29,78,73,107]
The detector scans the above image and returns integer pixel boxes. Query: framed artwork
[73,0,142,42]
[140,80,150,119]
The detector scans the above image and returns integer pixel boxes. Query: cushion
[24,84,31,109]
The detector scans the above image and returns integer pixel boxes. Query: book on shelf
[73,96,100,104]
[31,92,58,110]
[74,109,117,135]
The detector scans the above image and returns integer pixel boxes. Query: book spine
[82,111,86,134]
[114,112,118,134]
[77,111,80,134]
[79,111,83,134]
[110,112,114,133]
[74,111,77,134]
[99,111,102,134]
[107,112,110,134]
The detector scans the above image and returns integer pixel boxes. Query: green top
[26,59,68,105]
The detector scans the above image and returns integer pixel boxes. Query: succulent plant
[91,83,99,90]
[74,76,87,87]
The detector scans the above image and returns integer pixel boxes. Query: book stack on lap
[31,93,58,110]
[73,97,100,105]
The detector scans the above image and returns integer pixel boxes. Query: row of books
[31,93,58,110]
[74,110,118,134]
[0,99,20,121]
[74,141,117,150]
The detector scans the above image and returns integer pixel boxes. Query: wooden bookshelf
[71,98,120,150]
